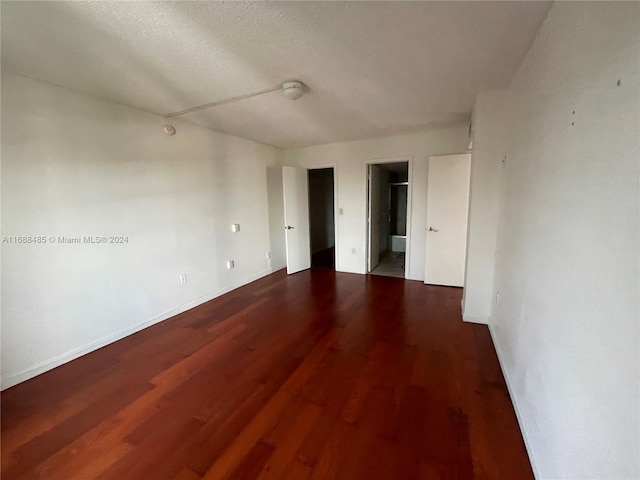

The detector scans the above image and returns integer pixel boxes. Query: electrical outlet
[351,248,356,254]
[501,155,508,168]
[226,260,235,270]
[179,273,187,285]
[231,224,240,232]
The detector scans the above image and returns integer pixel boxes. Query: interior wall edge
[461,314,488,325]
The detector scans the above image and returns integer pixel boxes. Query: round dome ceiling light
[163,124,176,135]
[282,81,304,101]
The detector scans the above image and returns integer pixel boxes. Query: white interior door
[368,165,382,272]
[283,166,311,275]
[424,154,471,286]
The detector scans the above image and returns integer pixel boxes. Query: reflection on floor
[370,250,405,278]
[311,246,335,270]
[0,269,534,479]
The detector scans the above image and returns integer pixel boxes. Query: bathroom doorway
[367,161,409,278]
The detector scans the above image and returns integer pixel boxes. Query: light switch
[231,224,240,232]
[226,260,235,269]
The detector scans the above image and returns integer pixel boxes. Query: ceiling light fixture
[282,81,304,101]
[164,80,306,119]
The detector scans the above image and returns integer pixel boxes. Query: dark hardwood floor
[1,269,533,480]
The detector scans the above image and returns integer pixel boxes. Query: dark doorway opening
[308,168,335,270]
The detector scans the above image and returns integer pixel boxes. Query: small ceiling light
[282,81,304,101]
[163,124,176,135]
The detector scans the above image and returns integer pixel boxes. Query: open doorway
[308,168,335,270]
[367,161,409,278]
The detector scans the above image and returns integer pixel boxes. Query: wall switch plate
[226,260,235,270]
[179,273,187,285]
[339,208,344,215]
[231,224,240,233]
[266,251,271,259]
[495,291,500,306]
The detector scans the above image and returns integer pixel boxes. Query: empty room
[1,2,638,479]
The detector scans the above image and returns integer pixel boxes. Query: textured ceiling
[1,1,551,148]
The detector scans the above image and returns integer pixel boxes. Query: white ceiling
[1,1,551,148]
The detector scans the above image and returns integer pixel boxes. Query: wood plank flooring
[1,269,533,479]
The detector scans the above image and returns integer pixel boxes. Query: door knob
[285,225,294,230]
[428,227,439,232]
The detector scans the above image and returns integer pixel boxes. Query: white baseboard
[1,267,285,390]
[489,325,543,480]
[462,313,488,324]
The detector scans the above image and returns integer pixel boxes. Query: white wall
[1,73,284,389]
[283,126,470,280]
[462,91,508,323]
[484,3,639,478]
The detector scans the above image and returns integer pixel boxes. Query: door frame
[365,155,413,279]
[307,164,339,271]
